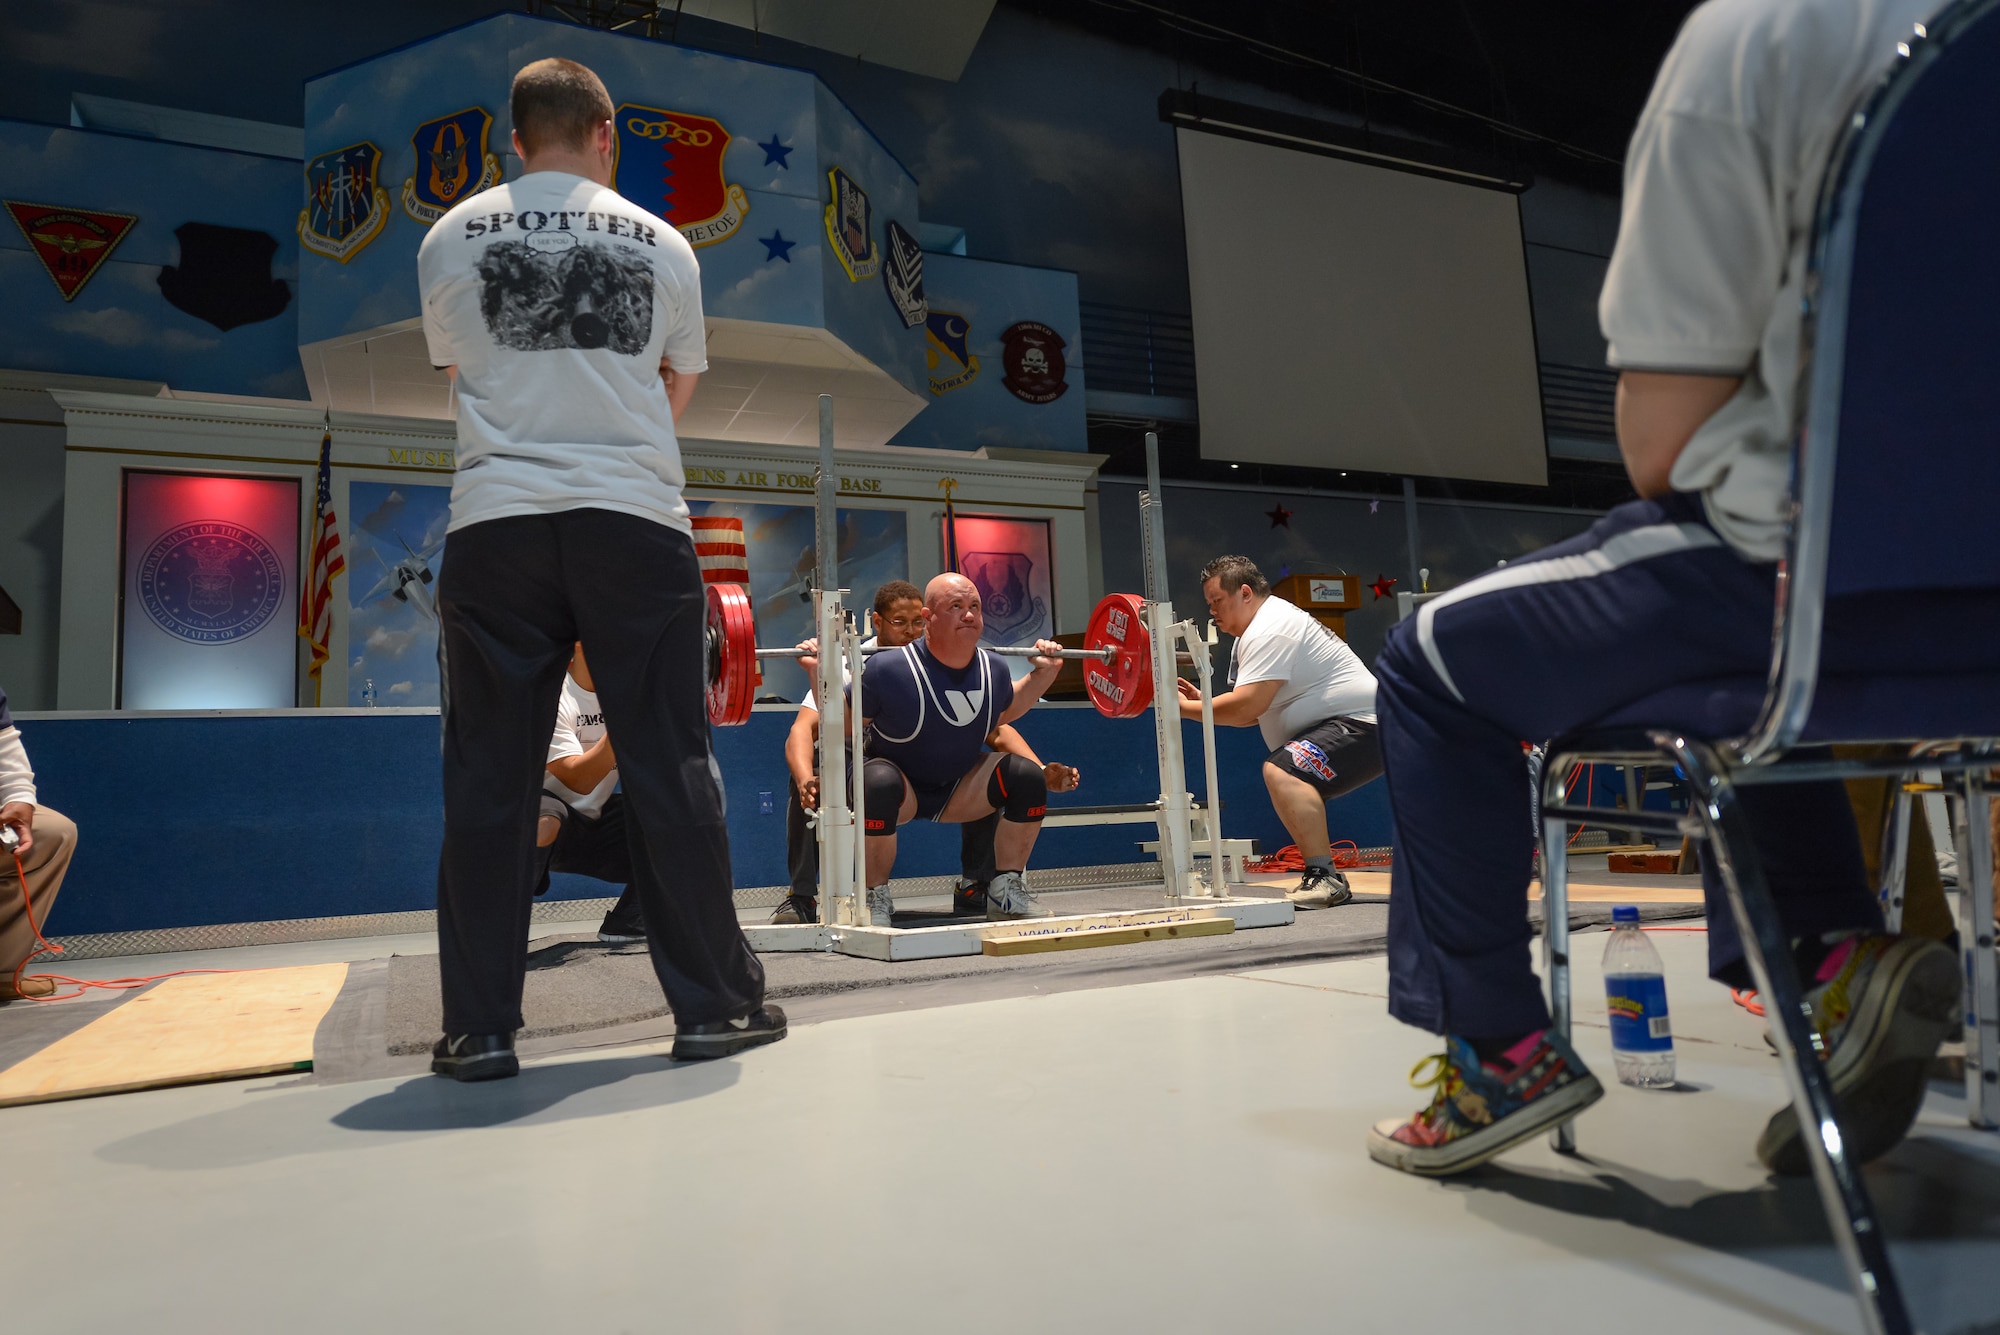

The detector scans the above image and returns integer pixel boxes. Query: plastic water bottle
[1603,905,1675,1087]
[361,678,378,708]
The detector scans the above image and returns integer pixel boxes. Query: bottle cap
[1612,905,1640,924]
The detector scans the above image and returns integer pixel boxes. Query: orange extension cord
[1248,840,1392,873]
[9,845,234,1003]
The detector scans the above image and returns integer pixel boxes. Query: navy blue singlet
[855,641,1015,789]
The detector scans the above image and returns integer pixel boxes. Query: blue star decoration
[758,135,793,168]
[1369,498,1381,514]
[760,230,796,263]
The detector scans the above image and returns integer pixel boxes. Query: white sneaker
[865,884,894,926]
[1285,866,1353,910]
[985,871,1049,920]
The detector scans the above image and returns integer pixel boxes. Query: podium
[1271,573,1361,639]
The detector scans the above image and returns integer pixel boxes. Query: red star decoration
[1266,503,1292,528]
[1369,575,1398,600]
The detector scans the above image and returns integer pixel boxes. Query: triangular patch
[6,200,138,301]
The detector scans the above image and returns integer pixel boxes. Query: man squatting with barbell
[1178,555,1384,909]
[834,574,1069,925]
[775,579,1080,926]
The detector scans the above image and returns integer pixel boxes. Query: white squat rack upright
[745,401,1294,961]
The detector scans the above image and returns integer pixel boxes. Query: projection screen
[1177,126,1547,484]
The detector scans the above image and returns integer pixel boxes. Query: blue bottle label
[1606,973,1672,1052]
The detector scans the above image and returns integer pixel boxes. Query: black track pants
[435,508,765,1034]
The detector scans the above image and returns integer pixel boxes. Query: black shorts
[866,756,991,822]
[1265,717,1383,800]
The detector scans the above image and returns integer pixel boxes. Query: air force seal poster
[612,104,750,248]
[402,107,503,225]
[120,472,301,709]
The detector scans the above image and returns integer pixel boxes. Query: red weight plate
[1082,592,1153,718]
[705,582,757,726]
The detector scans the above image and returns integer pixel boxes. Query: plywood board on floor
[0,962,349,1108]
[1247,867,1705,905]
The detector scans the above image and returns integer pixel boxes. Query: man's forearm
[784,714,819,788]
[1179,688,1258,726]
[547,736,616,793]
[987,724,1043,767]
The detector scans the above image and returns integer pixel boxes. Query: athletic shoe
[431,1033,520,1082]
[770,895,819,925]
[1368,1031,1604,1177]
[1756,933,1958,1176]
[952,879,988,916]
[1285,865,1353,910]
[0,976,57,1002]
[866,884,894,927]
[985,871,1049,920]
[672,1005,788,1061]
[598,916,647,945]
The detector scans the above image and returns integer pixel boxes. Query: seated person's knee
[987,752,1048,823]
[863,758,906,835]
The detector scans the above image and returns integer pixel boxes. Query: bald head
[921,573,984,666]
[925,573,977,608]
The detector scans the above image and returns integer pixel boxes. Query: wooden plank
[982,916,1234,956]
[0,962,348,1109]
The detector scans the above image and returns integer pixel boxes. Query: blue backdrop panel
[18,706,1391,937]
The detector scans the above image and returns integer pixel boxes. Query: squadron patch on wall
[402,107,502,225]
[613,105,749,248]
[999,321,1069,403]
[5,200,137,300]
[157,223,291,330]
[298,142,390,263]
[881,219,926,328]
[926,310,979,395]
[824,167,879,281]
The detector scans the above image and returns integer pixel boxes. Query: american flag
[298,425,345,704]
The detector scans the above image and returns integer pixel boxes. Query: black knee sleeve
[862,758,906,834]
[987,753,1047,823]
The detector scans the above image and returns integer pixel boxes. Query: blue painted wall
[890,252,1087,453]
[0,120,307,398]
[17,706,1392,936]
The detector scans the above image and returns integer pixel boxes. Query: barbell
[704,582,1163,726]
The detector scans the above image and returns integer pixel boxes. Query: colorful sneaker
[1285,866,1353,910]
[1368,1030,1603,1177]
[952,879,989,916]
[1756,933,1958,1176]
[770,895,818,925]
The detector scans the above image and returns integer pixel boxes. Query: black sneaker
[952,879,988,916]
[598,917,647,944]
[1285,865,1353,910]
[431,1033,519,1082]
[672,1005,789,1061]
[770,895,818,925]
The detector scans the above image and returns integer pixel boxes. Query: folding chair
[1537,6,2000,1332]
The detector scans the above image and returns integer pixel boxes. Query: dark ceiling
[1006,0,1702,193]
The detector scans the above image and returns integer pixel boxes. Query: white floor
[4,928,1997,1333]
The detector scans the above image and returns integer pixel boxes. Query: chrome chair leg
[1666,733,1912,1335]
[1879,783,1913,934]
[1952,767,1999,1129]
[1537,747,1578,1155]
